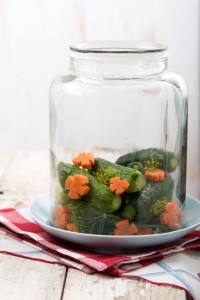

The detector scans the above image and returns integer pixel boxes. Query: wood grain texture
[0,151,49,208]
[63,269,186,300]
[0,253,66,300]
[0,152,187,299]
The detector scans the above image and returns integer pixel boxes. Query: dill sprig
[144,157,161,171]
[150,198,168,217]
[91,168,115,185]
[69,199,120,235]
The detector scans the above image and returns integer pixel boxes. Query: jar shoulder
[50,73,77,89]
[50,72,98,97]
[157,72,188,95]
[49,71,188,99]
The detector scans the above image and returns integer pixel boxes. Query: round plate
[29,194,200,253]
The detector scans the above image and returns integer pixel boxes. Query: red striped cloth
[0,206,199,275]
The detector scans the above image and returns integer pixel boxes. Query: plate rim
[29,193,200,240]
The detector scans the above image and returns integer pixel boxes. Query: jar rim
[70,41,167,54]
[70,41,168,61]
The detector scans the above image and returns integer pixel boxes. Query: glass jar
[49,41,188,236]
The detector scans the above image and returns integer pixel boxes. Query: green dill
[91,168,111,185]
[69,199,120,235]
[150,198,168,217]
[144,157,161,171]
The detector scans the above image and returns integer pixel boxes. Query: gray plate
[29,194,200,253]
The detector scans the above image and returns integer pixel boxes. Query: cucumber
[127,162,144,174]
[121,174,174,222]
[55,186,69,206]
[91,158,146,193]
[57,162,122,213]
[121,204,137,221]
[116,148,178,173]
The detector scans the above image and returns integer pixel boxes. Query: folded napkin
[0,206,200,300]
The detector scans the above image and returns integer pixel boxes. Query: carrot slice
[160,201,183,228]
[66,223,79,232]
[110,176,130,195]
[65,174,90,199]
[53,204,71,223]
[144,169,165,182]
[72,152,95,169]
[53,204,65,218]
[54,214,67,229]
[114,219,138,235]
[137,227,153,235]
[53,204,72,229]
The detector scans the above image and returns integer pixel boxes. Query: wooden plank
[0,152,13,179]
[0,152,49,208]
[63,269,186,300]
[0,253,67,300]
[0,152,15,208]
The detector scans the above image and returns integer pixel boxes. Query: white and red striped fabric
[0,206,200,300]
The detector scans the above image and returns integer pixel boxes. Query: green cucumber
[91,158,146,193]
[116,148,178,173]
[57,162,122,213]
[127,162,144,174]
[121,174,174,222]
[121,204,137,221]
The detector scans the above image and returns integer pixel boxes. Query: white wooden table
[0,152,188,300]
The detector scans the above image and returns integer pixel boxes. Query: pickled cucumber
[116,148,178,173]
[120,174,174,222]
[91,158,146,193]
[57,162,122,213]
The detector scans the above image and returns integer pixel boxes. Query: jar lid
[70,41,168,61]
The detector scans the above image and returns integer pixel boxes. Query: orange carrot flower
[144,169,165,182]
[160,201,183,228]
[109,176,130,195]
[65,174,90,199]
[72,152,95,169]
[137,227,153,235]
[114,219,138,236]
[66,223,79,232]
[53,204,72,229]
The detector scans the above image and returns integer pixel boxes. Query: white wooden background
[0,0,199,198]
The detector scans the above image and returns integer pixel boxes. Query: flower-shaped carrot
[114,219,138,235]
[72,152,95,169]
[137,227,153,235]
[66,223,79,232]
[160,202,183,228]
[109,176,129,195]
[144,169,165,182]
[65,174,90,199]
[53,204,72,229]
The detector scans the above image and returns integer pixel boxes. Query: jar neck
[70,56,168,78]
